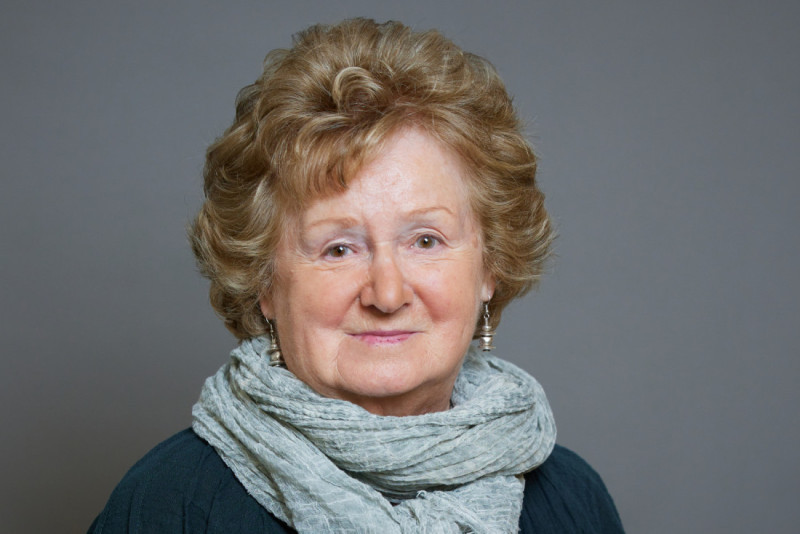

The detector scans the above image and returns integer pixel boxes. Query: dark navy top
[89,429,624,533]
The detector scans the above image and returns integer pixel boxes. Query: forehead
[300,127,472,224]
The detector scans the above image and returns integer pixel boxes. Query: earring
[266,319,284,366]
[479,302,496,352]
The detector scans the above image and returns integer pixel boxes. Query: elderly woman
[90,18,623,533]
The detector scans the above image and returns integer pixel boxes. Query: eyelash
[323,233,441,259]
[325,244,352,258]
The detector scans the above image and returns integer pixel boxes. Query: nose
[359,247,412,314]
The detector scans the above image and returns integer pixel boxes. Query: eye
[415,235,439,249]
[325,244,351,258]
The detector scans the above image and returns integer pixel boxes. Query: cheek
[415,260,484,323]
[280,267,361,329]
[273,270,359,378]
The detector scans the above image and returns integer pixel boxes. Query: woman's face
[260,127,494,416]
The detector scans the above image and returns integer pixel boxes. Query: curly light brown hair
[190,18,553,340]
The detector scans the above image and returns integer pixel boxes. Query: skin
[260,127,494,416]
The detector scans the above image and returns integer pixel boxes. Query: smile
[351,331,417,346]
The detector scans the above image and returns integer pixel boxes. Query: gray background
[1,1,798,532]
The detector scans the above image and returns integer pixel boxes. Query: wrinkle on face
[260,127,494,416]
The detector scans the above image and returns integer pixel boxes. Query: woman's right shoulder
[88,429,291,534]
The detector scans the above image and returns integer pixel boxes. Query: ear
[258,294,274,320]
[480,272,495,303]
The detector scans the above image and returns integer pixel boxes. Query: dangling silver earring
[266,319,284,366]
[479,302,496,352]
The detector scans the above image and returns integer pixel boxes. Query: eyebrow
[302,216,360,232]
[406,206,455,218]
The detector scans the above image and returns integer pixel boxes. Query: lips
[351,330,417,346]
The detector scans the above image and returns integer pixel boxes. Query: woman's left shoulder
[519,444,625,533]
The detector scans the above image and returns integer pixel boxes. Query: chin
[335,365,453,415]
[345,368,427,398]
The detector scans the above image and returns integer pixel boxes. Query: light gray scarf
[192,337,556,533]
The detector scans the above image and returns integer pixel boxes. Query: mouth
[350,330,417,346]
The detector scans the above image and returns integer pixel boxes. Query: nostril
[359,255,411,314]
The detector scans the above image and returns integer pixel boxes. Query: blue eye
[326,244,350,257]
[415,235,439,249]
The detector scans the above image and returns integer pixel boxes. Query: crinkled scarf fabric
[192,337,556,533]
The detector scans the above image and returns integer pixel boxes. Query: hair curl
[190,18,553,339]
